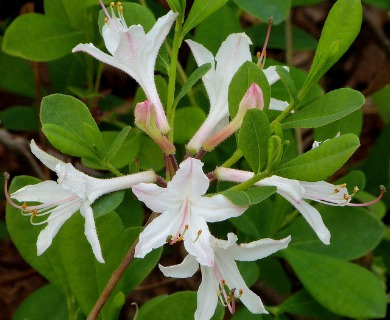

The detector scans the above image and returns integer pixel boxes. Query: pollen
[353,186,359,193]
[343,194,349,201]
[339,183,347,188]
[110,2,115,7]
[22,202,27,210]
[221,279,226,287]
[116,1,122,6]
[333,188,340,193]
[104,17,109,23]
[238,289,243,297]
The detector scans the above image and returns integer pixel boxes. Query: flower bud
[134,101,175,155]
[202,83,264,152]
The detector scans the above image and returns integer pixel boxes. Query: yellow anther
[380,185,387,192]
[256,51,261,59]
[198,229,202,236]
[32,209,38,217]
[221,279,226,287]
[22,202,27,210]
[116,1,121,6]
[334,188,340,193]
[238,289,243,297]
[104,17,109,23]
[343,194,349,201]
[110,2,115,7]
[119,6,123,12]
[353,186,359,193]
[339,183,347,188]
[185,225,189,230]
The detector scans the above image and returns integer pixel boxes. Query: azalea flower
[159,233,291,319]
[214,168,359,244]
[132,157,246,266]
[72,1,178,134]
[185,34,289,154]
[5,140,156,263]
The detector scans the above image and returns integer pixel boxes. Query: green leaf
[233,0,291,25]
[173,63,211,108]
[278,289,337,318]
[41,94,103,159]
[372,85,390,124]
[274,133,360,181]
[363,0,390,10]
[282,88,364,129]
[138,291,225,320]
[237,261,259,287]
[229,61,271,117]
[283,248,387,318]
[275,66,298,102]
[138,135,165,171]
[181,0,229,39]
[0,106,39,131]
[83,122,106,157]
[44,0,87,30]
[223,186,276,207]
[277,206,385,260]
[301,0,362,95]
[106,126,131,162]
[42,123,98,159]
[2,13,85,62]
[13,284,69,320]
[92,191,125,219]
[239,109,271,173]
[0,37,35,97]
[59,212,162,319]
[174,107,206,144]
[166,0,183,13]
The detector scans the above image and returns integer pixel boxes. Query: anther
[104,17,108,23]
[110,2,115,7]
[343,194,349,201]
[334,188,340,193]
[116,1,121,6]
[3,172,10,180]
[238,289,243,297]
[353,186,359,194]
[193,229,202,243]
[22,203,27,210]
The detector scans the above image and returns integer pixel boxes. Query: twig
[87,212,159,320]
[0,129,45,180]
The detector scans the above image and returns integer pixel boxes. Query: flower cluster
[5,3,381,320]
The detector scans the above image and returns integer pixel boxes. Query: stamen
[3,172,25,210]
[334,188,340,193]
[238,289,243,297]
[257,17,273,69]
[104,17,109,24]
[347,185,386,207]
[193,229,202,243]
[99,0,113,22]
[343,194,349,201]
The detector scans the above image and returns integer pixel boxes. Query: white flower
[214,168,360,245]
[72,3,178,134]
[185,34,289,153]
[6,140,156,263]
[159,233,291,319]
[132,158,246,266]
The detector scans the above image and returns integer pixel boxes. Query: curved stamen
[257,17,273,69]
[213,264,234,314]
[3,172,24,210]
[99,0,112,22]
[347,185,386,207]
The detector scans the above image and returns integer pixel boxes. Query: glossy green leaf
[92,191,125,219]
[181,0,229,39]
[41,94,103,159]
[174,107,206,144]
[13,284,69,320]
[283,249,387,318]
[223,186,276,207]
[59,212,162,319]
[239,109,271,173]
[258,257,292,294]
[44,0,86,30]
[282,88,364,129]
[372,85,390,124]
[0,37,35,97]
[276,66,298,102]
[229,62,271,117]
[2,13,85,62]
[138,136,165,171]
[0,106,39,131]
[363,0,390,9]
[106,126,131,162]
[166,0,182,13]
[233,0,291,25]
[83,122,106,157]
[301,0,362,95]
[137,291,225,320]
[173,63,211,108]
[278,206,385,260]
[274,133,360,181]
[279,289,337,318]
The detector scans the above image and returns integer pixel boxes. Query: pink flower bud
[239,83,264,111]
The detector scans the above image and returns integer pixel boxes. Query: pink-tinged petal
[269,98,289,112]
[229,236,291,261]
[36,200,80,255]
[145,11,178,60]
[184,216,214,267]
[30,140,65,171]
[193,194,246,222]
[168,158,209,199]
[287,199,330,245]
[80,202,105,263]
[132,183,177,213]
[159,254,199,278]
[135,210,180,258]
[11,181,74,203]
[216,252,267,314]
[195,266,219,320]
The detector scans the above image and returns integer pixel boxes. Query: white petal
[159,254,199,278]
[287,199,330,245]
[36,200,80,255]
[300,181,349,205]
[183,216,214,267]
[229,236,291,261]
[145,11,178,61]
[193,194,246,222]
[102,22,121,55]
[256,175,305,203]
[30,140,65,171]
[269,98,289,112]
[80,202,105,263]
[195,266,219,320]
[216,252,267,314]
[263,65,289,85]
[11,180,74,203]
[132,183,177,213]
[135,210,180,258]
[168,158,210,199]
[185,39,216,71]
